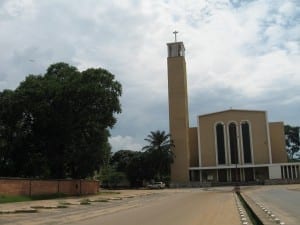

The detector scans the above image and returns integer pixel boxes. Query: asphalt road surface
[245,185,300,225]
[0,189,240,225]
[74,189,239,225]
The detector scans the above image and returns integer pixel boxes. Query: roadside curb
[241,193,285,225]
[234,193,252,225]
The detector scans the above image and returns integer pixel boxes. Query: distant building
[167,40,300,185]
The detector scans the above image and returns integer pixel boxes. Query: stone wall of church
[198,110,271,167]
[189,127,199,167]
[269,122,288,163]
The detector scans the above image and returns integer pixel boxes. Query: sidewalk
[241,184,300,225]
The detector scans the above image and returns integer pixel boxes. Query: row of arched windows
[215,121,252,165]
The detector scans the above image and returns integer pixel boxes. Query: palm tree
[142,130,175,181]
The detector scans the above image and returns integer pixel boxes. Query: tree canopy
[142,130,175,181]
[0,62,122,179]
[109,131,175,187]
[285,125,300,159]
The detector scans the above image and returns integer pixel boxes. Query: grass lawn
[0,191,121,204]
[0,193,67,204]
[0,195,32,204]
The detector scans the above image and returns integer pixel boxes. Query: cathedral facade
[167,40,299,185]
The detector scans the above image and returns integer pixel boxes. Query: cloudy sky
[0,0,299,152]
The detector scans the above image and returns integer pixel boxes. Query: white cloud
[0,0,299,146]
[185,0,300,99]
[0,0,36,18]
[109,135,142,152]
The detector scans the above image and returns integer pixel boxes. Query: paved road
[244,184,300,225]
[0,189,240,225]
[74,190,240,225]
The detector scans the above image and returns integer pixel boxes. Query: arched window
[216,123,226,164]
[229,122,239,164]
[241,121,252,163]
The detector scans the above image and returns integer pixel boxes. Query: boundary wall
[0,178,99,196]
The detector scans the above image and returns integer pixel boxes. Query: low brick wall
[0,178,99,196]
[0,179,31,196]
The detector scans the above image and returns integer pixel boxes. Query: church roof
[198,109,266,118]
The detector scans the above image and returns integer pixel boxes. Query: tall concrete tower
[167,38,190,184]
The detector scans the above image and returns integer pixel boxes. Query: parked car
[293,151,300,159]
[147,181,166,189]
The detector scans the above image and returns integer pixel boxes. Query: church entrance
[218,169,227,182]
[244,168,254,181]
[230,168,241,182]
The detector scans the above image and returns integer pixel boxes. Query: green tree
[285,125,300,159]
[110,150,146,187]
[126,151,147,187]
[110,132,175,187]
[0,90,22,176]
[111,150,137,172]
[0,62,122,178]
[142,130,175,181]
[98,166,126,188]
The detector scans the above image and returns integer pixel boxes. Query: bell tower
[167,32,190,183]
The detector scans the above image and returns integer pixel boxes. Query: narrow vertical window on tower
[229,122,239,164]
[178,44,181,56]
[216,123,226,164]
[241,121,252,163]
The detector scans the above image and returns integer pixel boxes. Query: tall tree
[0,90,23,176]
[110,150,144,187]
[142,130,175,181]
[285,125,300,159]
[126,151,147,187]
[0,62,122,178]
[111,150,137,172]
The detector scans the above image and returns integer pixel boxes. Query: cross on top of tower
[173,30,178,42]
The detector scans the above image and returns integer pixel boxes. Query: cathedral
[167,39,300,185]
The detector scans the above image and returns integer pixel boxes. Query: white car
[293,152,300,159]
[147,182,166,189]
